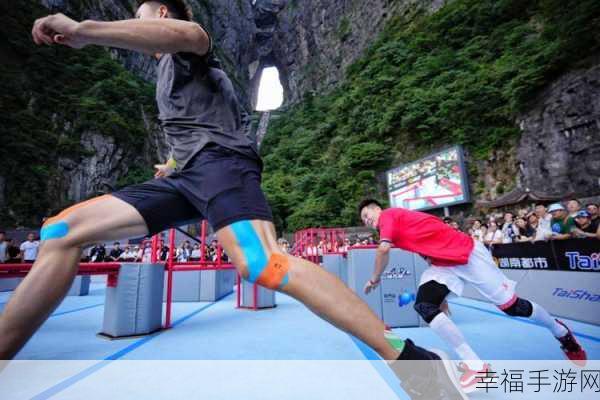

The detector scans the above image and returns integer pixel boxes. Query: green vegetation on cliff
[0,1,156,226]
[261,0,600,232]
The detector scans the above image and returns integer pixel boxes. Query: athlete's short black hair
[357,198,383,217]
[136,0,193,21]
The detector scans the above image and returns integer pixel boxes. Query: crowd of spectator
[1,200,596,264]
[0,232,40,264]
[287,199,598,259]
[84,238,230,264]
[84,241,161,263]
[449,200,599,246]
[0,231,234,265]
[293,234,378,258]
[175,239,229,263]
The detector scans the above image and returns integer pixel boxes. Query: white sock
[529,302,568,338]
[430,313,485,370]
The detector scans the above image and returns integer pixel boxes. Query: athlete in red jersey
[358,199,587,393]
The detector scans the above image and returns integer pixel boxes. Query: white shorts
[419,241,516,307]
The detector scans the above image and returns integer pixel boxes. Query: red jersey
[377,208,474,266]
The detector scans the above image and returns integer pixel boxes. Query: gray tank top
[155,51,259,169]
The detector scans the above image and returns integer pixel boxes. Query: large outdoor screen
[386,146,470,211]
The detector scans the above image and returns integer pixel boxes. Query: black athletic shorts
[112,144,273,234]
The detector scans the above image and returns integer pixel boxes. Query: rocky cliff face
[517,62,600,198]
[261,0,448,105]
[51,125,169,207]
[55,133,127,202]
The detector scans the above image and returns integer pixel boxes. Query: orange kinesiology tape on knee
[256,253,290,290]
[44,195,109,225]
[41,195,110,241]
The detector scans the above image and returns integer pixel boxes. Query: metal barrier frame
[292,227,346,263]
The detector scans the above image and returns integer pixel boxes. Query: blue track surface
[0,281,598,399]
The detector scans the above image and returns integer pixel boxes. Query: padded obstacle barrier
[162,270,202,302]
[161,269,236,302]
[238,275,276,309]
[0,278,22,292]
[346,247,423,327]
[101,263,164,338]
[346,247,383,319]
[67,276,91,296]
[322,253,347,284]
[200,269,235,301]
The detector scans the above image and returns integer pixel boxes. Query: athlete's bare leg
[0,195,148,359]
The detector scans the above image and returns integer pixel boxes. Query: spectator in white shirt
[138,243,153,263]
[526,213,541,241]
[469,219,486,242]
[190,243,201,261]
[20,233,39,263]
[484,220,503,246]
[305,244,318,257]
[176,241,191,262]
[339,238,351,253]
[132,246,141,261]
[531,207,551,240]
[119,246,138,262]
[534,204,552,229]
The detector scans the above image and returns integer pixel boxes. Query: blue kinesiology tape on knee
[40,221,69,241]
[230,220,268,282]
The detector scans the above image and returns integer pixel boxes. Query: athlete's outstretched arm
[31,12,209,56]
[364,241,391,294]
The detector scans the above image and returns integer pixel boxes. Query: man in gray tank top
[1,3,467,398]
[156,42,259,169]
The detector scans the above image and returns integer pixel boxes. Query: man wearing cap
[572,210,600,239]
[548,203,575,240]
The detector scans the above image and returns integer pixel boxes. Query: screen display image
[387,147,470,211]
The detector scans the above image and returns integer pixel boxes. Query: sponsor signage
[491,239,600,273]
[552,288,600,302]
[382,266,412,280]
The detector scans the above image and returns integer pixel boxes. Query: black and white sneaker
[390,340,467,400]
